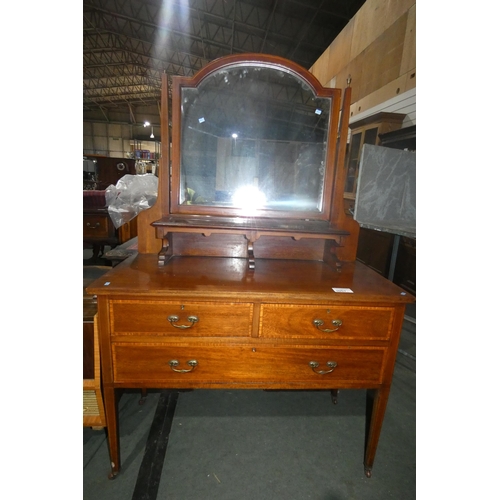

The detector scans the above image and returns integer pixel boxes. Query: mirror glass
[179,64,331,214]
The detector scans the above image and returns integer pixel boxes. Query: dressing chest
[87,54,414,479]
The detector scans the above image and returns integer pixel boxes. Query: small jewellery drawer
[112,344,386,385]
[83,214,111,238]
[110,300,254,337]
[260,304,393,340]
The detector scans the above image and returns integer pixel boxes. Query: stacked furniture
[83,190,137,261]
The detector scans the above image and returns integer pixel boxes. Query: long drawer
[260,304,393,340]
[112,344,386,385]
[110,300,254,337]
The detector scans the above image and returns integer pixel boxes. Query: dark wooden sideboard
[87,54,415,480]
[84,155,137,191]
[83,190,137,260]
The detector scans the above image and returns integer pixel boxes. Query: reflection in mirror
[179,64,331,213]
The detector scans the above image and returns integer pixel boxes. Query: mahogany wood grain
[137,72,169,255]
[110,300,253,337]
[112,344,386,386]
[88,254,411,305]
[330,85,351,229]
[117,216,137,244]
[87,55,415,480]
[154,232,339,261]
[136,194,162,254]
[88,254,413,477]
[260,304,394,340]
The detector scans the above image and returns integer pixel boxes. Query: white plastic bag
[105,174,158,228]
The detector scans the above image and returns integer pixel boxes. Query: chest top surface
[87,254,413,306]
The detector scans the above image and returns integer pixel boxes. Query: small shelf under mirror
[153,54,354,268]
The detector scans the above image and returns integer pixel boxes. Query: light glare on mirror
[232,185,267,213]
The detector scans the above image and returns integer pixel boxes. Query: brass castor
[108,462,119,480]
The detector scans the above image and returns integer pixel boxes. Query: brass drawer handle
[309,361,338,375]
[168,359,198,373]
[313,318,342,333]
[167,314,199,329]
[86,222,101,229]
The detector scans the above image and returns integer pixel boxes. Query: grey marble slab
[354,144,416,238]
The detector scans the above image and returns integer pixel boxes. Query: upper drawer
[83,214,111,238]
[260,304,393,340]
[110,300,254,337]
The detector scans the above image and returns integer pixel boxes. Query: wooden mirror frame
[170,54,340,220]
[151,54,356,268]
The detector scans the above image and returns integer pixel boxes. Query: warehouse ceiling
[83,0,366,125]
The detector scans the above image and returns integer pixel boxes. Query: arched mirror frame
[151,54,355,268]
[169,54,342,222]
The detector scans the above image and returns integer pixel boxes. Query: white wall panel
[350,88,416,128]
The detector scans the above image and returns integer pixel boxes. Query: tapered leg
[103,386,120,479]
[363,387,391,478]
[139,388,148,405]
[330,389,339,404]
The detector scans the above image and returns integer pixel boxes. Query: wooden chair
[83,266,110,429]
[83,313,106,429]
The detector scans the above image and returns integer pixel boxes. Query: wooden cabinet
[83,209,138,260]
[83,212,115,241]
[89,255,412,478]
[84,155,137,191]
[87,55,414,481]
[83,191,138,260]
[344,112,406,202]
